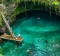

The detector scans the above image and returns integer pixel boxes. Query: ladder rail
[1,12,15,37]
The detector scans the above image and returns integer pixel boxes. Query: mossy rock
[0,15,2,27]
[0,0,2,3]
[52,1,59,5]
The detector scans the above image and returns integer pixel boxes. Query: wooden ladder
[1,12,15,37]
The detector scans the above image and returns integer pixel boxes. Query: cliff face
[14,0,60,16]
[0,0,60,27]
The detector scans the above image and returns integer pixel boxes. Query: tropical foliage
[0,0,60,26]
[0,15,2,27]
[14,0,60,15]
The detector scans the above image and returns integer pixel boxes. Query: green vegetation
[0,0,60,26]
[14,0,60,16]
[52,1,59,5]
[0,15,2,27]
[0,0,2,3]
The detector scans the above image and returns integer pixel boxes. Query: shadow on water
[11,10,60,26]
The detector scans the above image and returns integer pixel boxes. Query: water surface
[1,12,60,56]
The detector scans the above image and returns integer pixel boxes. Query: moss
[13,0,60,17]
[0,15,2,27]
[52,1,59,5]
[15,0,21,3]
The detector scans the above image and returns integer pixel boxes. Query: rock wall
[14,0,60,17]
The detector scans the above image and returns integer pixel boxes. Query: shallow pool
[0,12,60,56]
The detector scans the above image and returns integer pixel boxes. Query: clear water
[0,12,60,56]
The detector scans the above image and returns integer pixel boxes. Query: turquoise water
[0,12,60,56]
